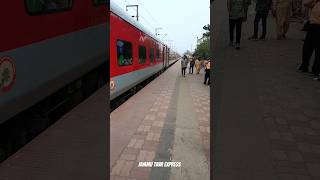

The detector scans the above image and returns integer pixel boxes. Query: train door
[162,45,165,68]
[167,47,170,64]
[167,47,169,65]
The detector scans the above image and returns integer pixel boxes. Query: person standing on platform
[298,0,320,80]
[181,55,188,77]
[189,57,195,74]
[248,0,272,40]
[272,0,293,39]
[227,0,251,49]
[195,58,201,74]
[204,60,211,85]
[203,59,208,70]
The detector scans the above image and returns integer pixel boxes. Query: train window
[156,49,160,61]
[149,48,154,62]
[117,40,133,66]
[93,0,107,5]
[139,46,147,64]
[25,0,72,15]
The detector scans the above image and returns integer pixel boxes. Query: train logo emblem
[0,56,16,93]
[110,79,115,91]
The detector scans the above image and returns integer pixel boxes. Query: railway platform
[110,61,210,180]
[0,86,108,180]
[211,1,320,179]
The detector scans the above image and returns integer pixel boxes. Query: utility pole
[126,5,139,21]
[155,27,162,36]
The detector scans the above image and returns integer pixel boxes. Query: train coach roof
[110,2,165,46]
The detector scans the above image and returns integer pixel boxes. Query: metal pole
[126,5,139,21]
[155,27,162,36]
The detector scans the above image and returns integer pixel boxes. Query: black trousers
[189,65,194,74]
[299,25,320,75]
[204,69,210,85]
[253,13,268,38]
[229,18,243,44]
[182,67,186,76]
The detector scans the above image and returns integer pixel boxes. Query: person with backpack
[227,0,251,49]
[181,55,188,77]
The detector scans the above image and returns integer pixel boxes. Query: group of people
[227,0,298,49]
[227,0,320,80]
[181,55,211,85]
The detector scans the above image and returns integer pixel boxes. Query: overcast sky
[111,0,210,55]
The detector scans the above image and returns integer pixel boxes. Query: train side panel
[110,10,164,100]
[0,1,107,123]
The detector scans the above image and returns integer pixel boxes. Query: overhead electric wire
[140,16,156,31]
[134,0,167,34]
[122,0,171,43]
[136,0,161,25]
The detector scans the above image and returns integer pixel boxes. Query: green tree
[183,50,193,57]
[202,24,210,37]
[194,24,210,60]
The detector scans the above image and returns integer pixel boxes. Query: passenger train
[0,0,107,161]
[0,0,176,161]
[110,2,174,100]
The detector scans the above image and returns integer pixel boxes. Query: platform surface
[0,86,108,180]
[110,61,210,180]
[211,1,320,179]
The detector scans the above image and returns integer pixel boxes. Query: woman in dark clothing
[204,60,211,85]
[189,57,195,74]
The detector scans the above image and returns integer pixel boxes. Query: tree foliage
[193,24,210,60]
[183,50,193,56]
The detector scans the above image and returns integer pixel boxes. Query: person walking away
[228,0,251,49]
[272,0,293,39]
[195,58,201,74]
[249,0,272,40]
[189,57,195,74]
[298,0,320,79]
[204,60,211,85]
[181,55,188,77]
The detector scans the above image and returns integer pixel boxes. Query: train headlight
[110,79,115,91]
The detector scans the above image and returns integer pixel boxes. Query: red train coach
[0,0,107,160]
[110,2,170,100]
